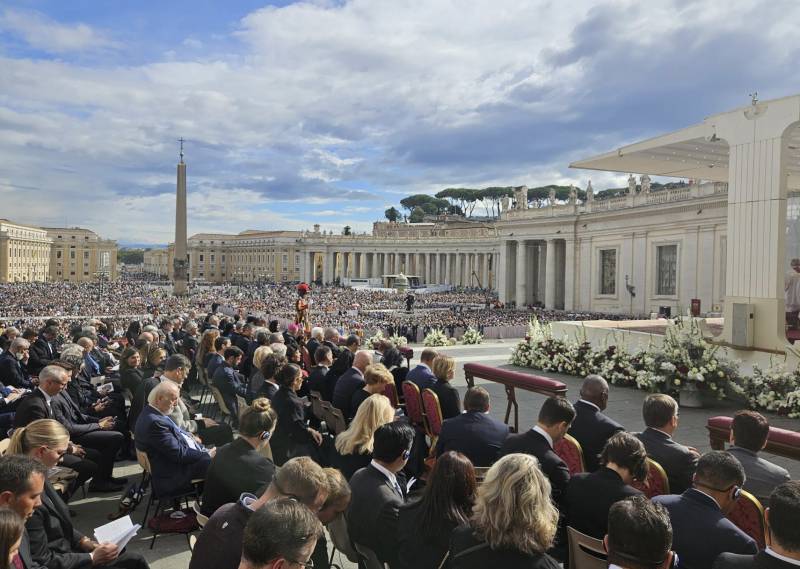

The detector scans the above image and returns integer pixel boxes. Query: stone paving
[65,340,798,569]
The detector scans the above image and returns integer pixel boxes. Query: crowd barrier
[707,416,800,461]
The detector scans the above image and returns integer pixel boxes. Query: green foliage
[409,206,426,223]
[118,248,145,264]
[384,207,401,222]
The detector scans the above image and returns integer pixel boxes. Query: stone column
[482,253,490,289]
[445,253,452,284]
[545,239,557,309]
[537,243,547,302]
[516,241,527,306]
[173,157,188,296]
[564,239,575,310]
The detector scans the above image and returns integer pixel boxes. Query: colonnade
[498,238,573,310]
[300,250,499,289]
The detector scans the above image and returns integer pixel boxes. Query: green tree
[118,248,145,264]
[400,194,435,213]
[409,206,426,223]
[384,207,401,222]
[478,187,514,217]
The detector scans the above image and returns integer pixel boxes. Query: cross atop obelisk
[173,138,189,296]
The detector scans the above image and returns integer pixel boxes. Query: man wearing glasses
[654,451,757,569]
[238,498,322,569]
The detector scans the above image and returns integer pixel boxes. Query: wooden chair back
[632,458,670,498]
[727,489,767,549]
[567,526,607,569]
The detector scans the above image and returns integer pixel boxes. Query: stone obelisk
[173,138,189,296]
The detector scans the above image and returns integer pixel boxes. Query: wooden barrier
[463,362,568,432]
[707,416,800,461]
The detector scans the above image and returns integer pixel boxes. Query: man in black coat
[714,481,800,569]
[13,365,68,427]
[331,351,371,413]
[500,396,575,504]
[307,346,333,402]
[635,394,699,495]
[653,451,757,569]
[435,387,509,466]
[305,328,323,366]
[568,374,624,472]
[27,326,60,376]
[606,496,676,569]
[327,335,360,382]
[0,338,34,388]
[347,422,414,567]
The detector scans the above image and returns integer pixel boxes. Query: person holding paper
[9,420,149,569]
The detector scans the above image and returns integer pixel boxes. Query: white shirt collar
[578,399,600,411]
[766,548,800,566]
[370,459,398,487]
[532,425,554,448]
[38,387,53,406]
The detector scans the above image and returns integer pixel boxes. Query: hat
[296,283,310,295]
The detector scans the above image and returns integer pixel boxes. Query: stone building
[0,219,51,282]
[143,247,172,278]
[43,227,118,282]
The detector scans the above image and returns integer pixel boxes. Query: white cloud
[0,8,118,53]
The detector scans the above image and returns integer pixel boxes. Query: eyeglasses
[286,559,314,568]
[701,483,741,500]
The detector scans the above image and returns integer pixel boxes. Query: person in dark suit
[327,335,359,386]
[239,499,322,569]
[160,319,178,356]
[253,353,283,401]
[331,351,371,412]
[27,326,59,377]
[381,347,408,400]
[565,431,646,539]
[134,381,213,497]
[9,423,149,569]
[322,328,342,361]
[346,422,414,567]
[348,363,394,421]
[0,455,49,569]
[307,346,333,401]
[305,328,323,366]
[14,365,69,428]
[635,394,699,495]
[431,355,461,419]
[435,387,509,467]
[448,453,561,569]
[499,396,575,504]
[211,346,251,426]
[201,398,277,516]
[397,451,477,569]
[333,394,396,480]
[714,481,800,569]
[727,411,791,506]
[653,451,758,569]
[0,338,34,388]
[605,496,676,569]
[270,364,322,466]
[405,348,437,390]
[568,374,624,472]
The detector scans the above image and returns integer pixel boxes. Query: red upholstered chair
[632,458,670,498]
[401,381,426,432]
[554,434,585,475]
[421,388,444,446]
[727,490,766,549]
[382,382,400,409]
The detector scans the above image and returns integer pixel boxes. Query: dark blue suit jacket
[435,411,509,466]
[406,364,436,390]
[331,368,365,412]
[0,351,32,388]
[567,400,624,472]
[653,489,757,569]
[134,404,211,496]
[211,364,249,418]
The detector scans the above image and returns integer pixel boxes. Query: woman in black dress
[431,355,461,419]
[270,364,322,465]
[118,347,144,394]
[381,347,408,400]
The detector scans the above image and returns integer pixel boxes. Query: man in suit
[347,422,414,567]
[636,394,699,494]
[331,350,371,412]
[322,327,342,359]
[568,374,624,472]
[727,410,791,506]
[565,431,646,539]
[27,326,59,376]
[305,327,324,366]
[160,318,178,356]
[211,346,251,425]
[14,365,68,427]
[500,396,575,504]
[0,338,34,388]
[134,381,214,497]
[0,455,47,569]
[435,387,510,466]
[327,335,360,383]
[605,496,676,569]
[405,348,437,390]
[715,481,800,569]
[653,451,758,569]
[307,346,333,402]
[239,499,322,569]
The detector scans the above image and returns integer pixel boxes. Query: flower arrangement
[388,334,408,347]
[423,328,449,347]
[366,330,408,349]
[461,327,483,345]
[740,363,800,418]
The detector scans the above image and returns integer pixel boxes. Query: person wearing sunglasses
[653,451,757,569]
[239,498,322,569]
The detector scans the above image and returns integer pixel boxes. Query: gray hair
[59,344,85,368]
[10,338,29,351]
[148,380,179,405]
[270,344,287,358]
[311,327,324,341]
[39,365,69,384]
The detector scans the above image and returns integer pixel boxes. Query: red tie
[12,553,23,569]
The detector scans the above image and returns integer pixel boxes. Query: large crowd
[0,289,795,569]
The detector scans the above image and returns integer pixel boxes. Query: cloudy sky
[1,0,798,245]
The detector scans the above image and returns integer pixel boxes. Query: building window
[199,254,204,262]
[83,251,89,259]
[211,254,215,263]
[70,251,75,259]
[656,244,678,296]
[56,251,62,259]
[599,249,616,295]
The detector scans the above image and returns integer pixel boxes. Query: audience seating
[309,390,325,421]
[463,363,568,432]
[189,534,197,553]
[192,502,208,529]
[0,439,10,455]
[382,382,400,409]
[401,381,427,434]
[421,388,443,450]
[209,386,233,425]
[300,345,313,371]
[567,526,607,569]
[195,365,212,416]
[706,416,800,460]
[727,489,767,549]
[554,433,586,475]
[320,401,347,435]
[399,346,413,368]
[632,458,670,498]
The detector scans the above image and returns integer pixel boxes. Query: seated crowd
[0,311,799,569]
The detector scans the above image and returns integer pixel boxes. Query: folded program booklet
[94,515,141,550]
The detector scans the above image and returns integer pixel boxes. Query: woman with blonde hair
[334,394,394,479]
[432,355,461,419]
[348,363,394,420]
[448,453,560,568]
[140,344,166,378]
[247,345,274,393]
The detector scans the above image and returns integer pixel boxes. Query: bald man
[568,374,625,472]
[331,350,372,416]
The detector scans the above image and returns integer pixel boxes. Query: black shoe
[88,480,124,493]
